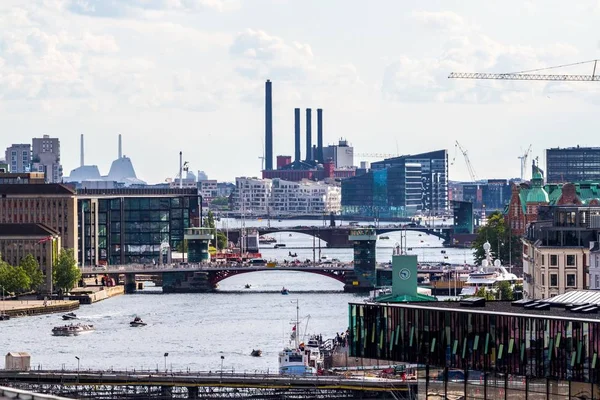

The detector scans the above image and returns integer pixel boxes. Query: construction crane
[452,141,478,182]
[449,59,600,81]
[518,145,532,181]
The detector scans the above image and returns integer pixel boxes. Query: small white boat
[130,317,147,327]
[52,324,95,336]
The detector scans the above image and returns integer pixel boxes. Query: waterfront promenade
[0,300,78,318]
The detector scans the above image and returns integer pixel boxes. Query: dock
[0,369,417,399]
[0,300,79,318]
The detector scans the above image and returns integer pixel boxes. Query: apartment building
[5,144,31,173]
[271,178,340,214]
[32,135,63,183]
[231,177,272,215]
[0,184,78,262]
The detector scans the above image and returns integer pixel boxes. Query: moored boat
[52,323,95,336]
[0,313,10,321]
[278,301,317,375]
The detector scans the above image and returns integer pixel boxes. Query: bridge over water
[0,369,416,399]
[222,225,455,248]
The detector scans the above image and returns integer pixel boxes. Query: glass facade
[350,302,600,399]
[547,147,600,184]
[78,190,200,265]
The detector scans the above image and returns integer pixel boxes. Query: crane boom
[454,141,477,182]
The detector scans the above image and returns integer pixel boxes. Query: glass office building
[341,163,422,218]
[77,188,200,265]
[547,147,600,183]
[350,299,600,399]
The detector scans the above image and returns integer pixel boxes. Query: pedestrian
[95,278,98,285]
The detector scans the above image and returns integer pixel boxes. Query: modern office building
[522,204,597,299]
[5,144,31,173]
[350,293,600,399]
[0,184,78,262]
[371,150,448,213]
[341,163,422,218]
[76,188,200,266]
[0,223,60,291]
[32,135,62,183]
[547,146,600,183]
[322,139,354,168]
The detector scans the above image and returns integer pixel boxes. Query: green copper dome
[527,169,549,203]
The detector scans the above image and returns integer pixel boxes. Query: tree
[472,211,521,266]
[0,260,31,295]
[474,287,495,301]
[202,210,228,249]
[496,281,514,301]
[19,254,44,291]
[53,249,81,293]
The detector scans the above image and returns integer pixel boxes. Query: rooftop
[0,223,59,237]
[0,184,75,195]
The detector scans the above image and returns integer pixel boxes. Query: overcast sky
[1,0,599,183]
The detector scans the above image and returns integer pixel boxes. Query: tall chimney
[265,80,273,170]
[294,108,301,162]
[317,108,323,163]
[80,134,84,167]
[118,134,122,159]
[305,108,312,162]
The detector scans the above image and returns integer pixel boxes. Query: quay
[0,300,78,318]
[0,369,416,399]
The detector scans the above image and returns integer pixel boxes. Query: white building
[232,177,272,215]
[271,178,341,215]
[231,177,341,216]
[199,180,218,201]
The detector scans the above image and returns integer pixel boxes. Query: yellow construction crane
[449,59,600,82]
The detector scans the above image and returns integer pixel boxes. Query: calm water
[1,272,361,373]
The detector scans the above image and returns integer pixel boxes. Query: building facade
[547,146,600,183]
[32,135,62,183]
[198,180,218,202]
[231,178,272,215]
[371,150,448,213]
[76,188,200,266]
[271,178,341,215]
[341,163,422,218]
[0,184,78,262]
[5,144,31,173]
[322,139,354,168]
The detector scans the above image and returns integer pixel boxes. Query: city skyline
[1,0,599,183]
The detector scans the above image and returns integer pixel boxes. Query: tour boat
[130,317,147,327]
[52,324,95,336]
[259,236,277,244]
[62,312,78,320]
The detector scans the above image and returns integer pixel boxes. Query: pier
[0,369,416,399]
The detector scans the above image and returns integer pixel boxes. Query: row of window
[539,253,579,267]
[541,272,578,287]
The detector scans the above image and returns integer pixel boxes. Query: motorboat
[274,243,286,248]
[259,236,277,245]
[62,312,78,320]
[244,284,251,289]
[250,349,262,357]
[379,235,390,240]
[52,324,95,336]
[130,317,147,327]
[460,241,520,297]
[281,287,289,295]
[0,313,9,321]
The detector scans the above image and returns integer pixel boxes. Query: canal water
[1,219,476,373]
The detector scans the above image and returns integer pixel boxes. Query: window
[567,274,576,287]
[550,255,558,266]
[596,274,599,289]
[566,254,576,266]
[550,274,558,287]
[542,273,545,286]
[542,255,545,266]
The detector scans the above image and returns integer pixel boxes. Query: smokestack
[294,108,301,162]
[265,80,273,170]
[179,151,183,189]
[80,134,84,167]
[317,108,323,163]
[118,134,122,159]
[305,109,312,162]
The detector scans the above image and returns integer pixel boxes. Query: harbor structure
[546,146,600,183]
[184,227,214,263]
[346,228,378,291]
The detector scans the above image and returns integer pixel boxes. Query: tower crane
[448,59,600,82]
[452,141,478,182]
[518,145,532,181]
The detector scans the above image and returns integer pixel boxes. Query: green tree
[496,281,514,301]
[53,249,81,293]
[472,211,521,266]
[0,260,31,295]
[19,254,44,291]
[202,210,228,249]
[210,197,229,208]
[474,287,495,301]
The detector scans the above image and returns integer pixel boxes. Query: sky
[1,0,600,184]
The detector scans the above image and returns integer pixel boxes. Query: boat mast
[295,299,299,349]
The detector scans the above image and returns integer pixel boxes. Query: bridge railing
[80,262,355,274]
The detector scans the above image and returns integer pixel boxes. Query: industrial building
[546,146,600,183]
[371,150,448,213]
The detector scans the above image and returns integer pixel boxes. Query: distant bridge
[0,369,415,399]
[222,225,454,248]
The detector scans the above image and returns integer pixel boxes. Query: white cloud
[411,10,467,32]
[66,0,239,17]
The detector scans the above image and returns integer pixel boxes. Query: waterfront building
[198,180,218,202]
[371,149,448,213]
[231,177,272,215]
[32,135,62,183]
[5,144,31,173]
[271,178,341,215]
[522,204,597,299]
[0,184,78,262]
[0,223,60,291]
[322,139,354,168]
[341,162,422,218]
[349,292,600,398]
[76,188,200,266]
[547,146,600,183]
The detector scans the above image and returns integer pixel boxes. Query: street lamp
[164,352,169,372]
[75,356,80,374]
[220,355,224,381]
